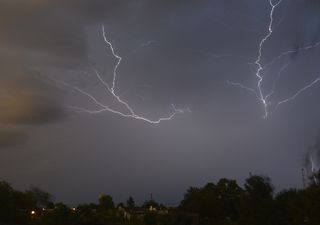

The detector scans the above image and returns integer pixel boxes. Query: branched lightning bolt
[264,62,290,101]
[228,0,320,118]
[253,0,282,118]
[226,80,259,99]
[272,77,320,113]
[264,40,320,69]
[65,25,184,124]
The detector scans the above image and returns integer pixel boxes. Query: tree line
[1,171,320,225]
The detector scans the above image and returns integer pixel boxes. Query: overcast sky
[1,0,320,205]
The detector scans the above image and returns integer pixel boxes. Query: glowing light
[228,0,320,118]
[309,155,319,184]
[65,25,185,124]
[272,77,320,113]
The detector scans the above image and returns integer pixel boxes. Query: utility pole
[150,193,153,201]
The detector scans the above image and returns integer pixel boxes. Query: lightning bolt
[272,77,320,113]
[309,154,319,185]
[310,155,316,173]
[226,80,259,99]
[65,25,184,124]
[228,0,320,118]
[264,61,290,101]
[264,40,320,70]
[252,0,282,118]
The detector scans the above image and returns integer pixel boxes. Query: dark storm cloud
[1,0,320,204]
[0,0,81,146]
[0,0,87,67]
[282,0,320,45]
[0,68,67,147]
[0,68,67,125]
[58,0,129,22]
[0,128,27,148]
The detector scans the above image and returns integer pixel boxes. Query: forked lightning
[66,25,184,124]
[229,0,320,118]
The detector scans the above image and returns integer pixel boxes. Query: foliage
[0,181,36,224]
[126,196,135,209]
[26,187,54,208]
[99,194,115,210]
[2,172,320,225]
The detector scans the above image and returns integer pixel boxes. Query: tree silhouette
[27,187,54,208]
[98,194,115,210]
[126,196,135,209]
[240,175,274,225]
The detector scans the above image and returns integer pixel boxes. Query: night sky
[1,0,320,206]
